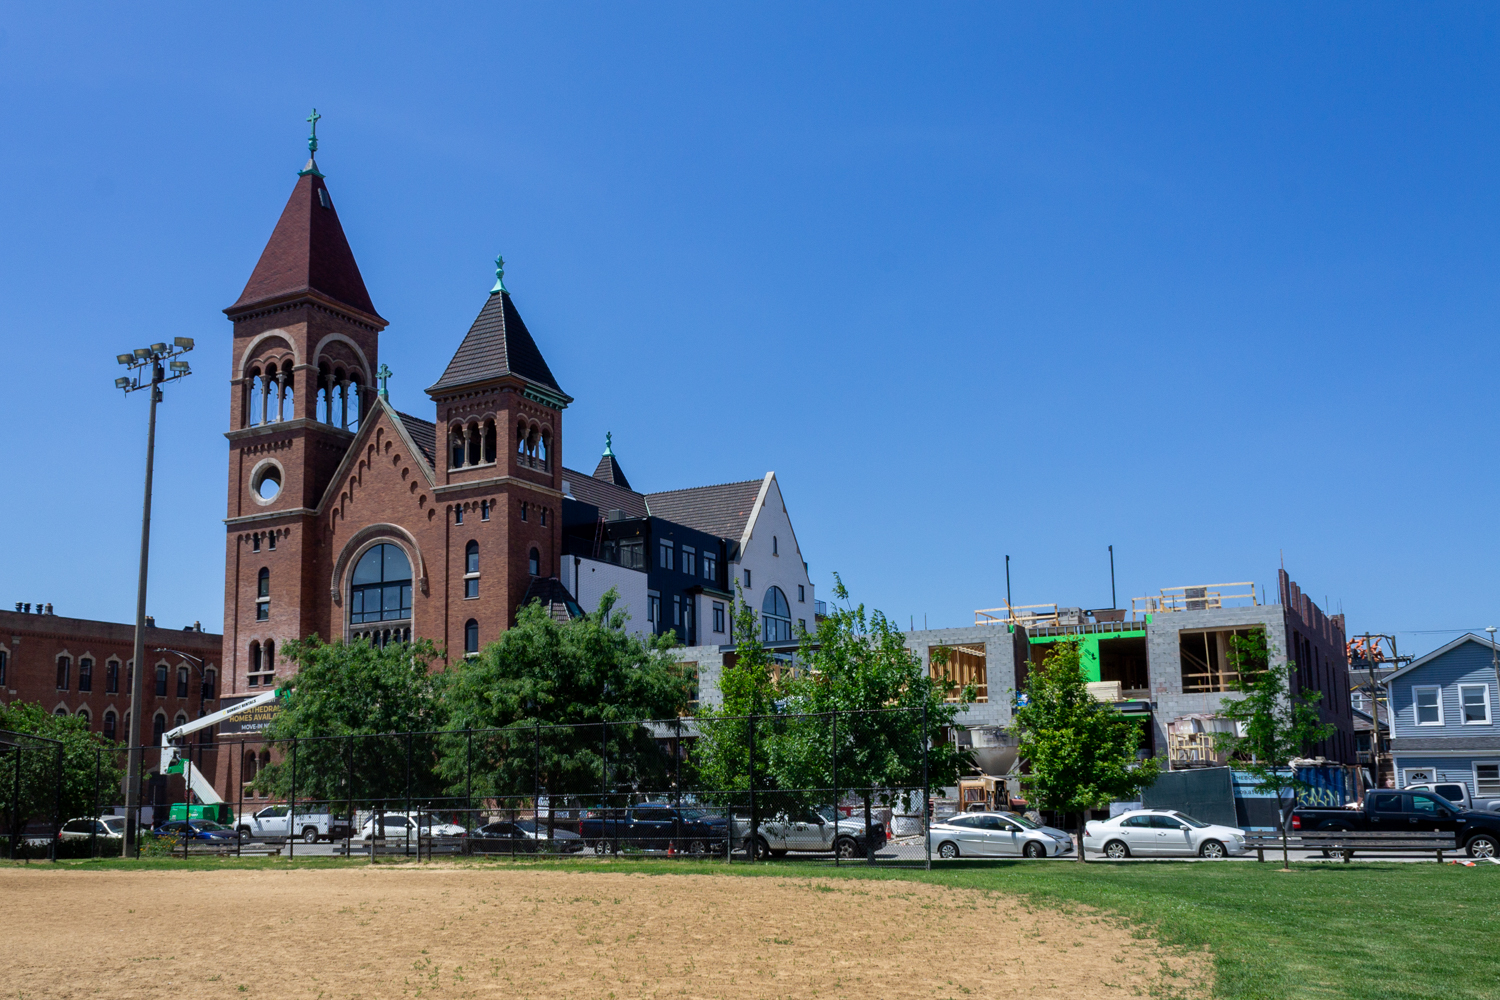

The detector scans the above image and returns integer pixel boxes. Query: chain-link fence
[4,708,936,867]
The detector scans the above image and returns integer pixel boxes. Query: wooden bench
[1245,830,1457,863]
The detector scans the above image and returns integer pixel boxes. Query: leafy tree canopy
[0,701,125,837]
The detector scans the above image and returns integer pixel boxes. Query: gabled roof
[563,467,649,519]
[395,411,437,467]
[1385,633,1498,684]
[645,476,767,541]
[226,171,383,323]
[427,290,568,402]
[593,452,631,491]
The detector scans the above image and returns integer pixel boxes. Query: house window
[76,708,90,728]
[56,656,71,690]
[673,595,682,626]
[659,541,674,570]
[797,584,805,603]
[456,506,464,525]
[929,643,989,704]
[55,706,68,717]
[519,503,527,522]
[203,668,216,700]
[712,602,725,633]
[256,567,270,621]
[103,711,117,742]
[684,599,694,642]
[176,666,190,698]
[773,536,778,556]
[529,547,541,576]
[648,594,660,624]
[1460,684,1491,725]
[268,532,276,551]
[744,569,751,589]
[1414,686,1442,725]
[78,657,93,692]
[252,534,261,553]
[703,553,717,581]
[480,500,489,521]
[152,712,167,745]
[106,659,119,694]
[762,587,792,642]
[0,649,5,687]
[464,619,479,655]
[798,619,806,632]
[1477,763,1500,797]
[540,508,547,527]
[465,540,480,598]
[155,665,168,697]
[682,546,696,577]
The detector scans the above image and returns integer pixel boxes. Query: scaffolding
[1132,582,1257,616]
[974,603,1059,627]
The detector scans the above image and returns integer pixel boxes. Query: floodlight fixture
[173,337,195,350]
[169,361,189,373]
[115,377,131,389]
[149,342,168,354]
[133,348,151,360]
[117,354,133,365]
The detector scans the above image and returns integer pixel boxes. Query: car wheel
[687,839,707,857]
[1023,840,1045,859]
[237,827,251,843]
[937,841,960,859]
[1104,840,1130,860]
[593,839,611,856]
[302,827,319,845]
[1199,839,1225,859]
[753,837,771,860]
[834,837,859,860]
[1467,833,1499,859]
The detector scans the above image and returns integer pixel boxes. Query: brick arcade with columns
[212,142,573,802]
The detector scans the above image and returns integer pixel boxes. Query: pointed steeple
[592,432,632,490]
[427,257,569,405]
[225,127,383,323]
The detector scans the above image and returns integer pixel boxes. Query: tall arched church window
[103,710,117,742]
[106,659,119,694]
[528,547,540,577]
[347,377,362,430]
[350,543,413,625]
[152,712,167,746]
[177,666,190,698]
[78,657,93,692]
[465,619,479,654]
[56,655,71,690]
[155,665,168,696]
[762,587,792,643]
[256,568,270,620]
[464,541,480,598]
[248,641,261,687]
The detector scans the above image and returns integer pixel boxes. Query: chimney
[145,616,155,628]
[44,603,52,615]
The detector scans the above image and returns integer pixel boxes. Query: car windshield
[194,821,228,831]
[1170,812,1209,829]
[1005,813,1041,830]
[102,818,124,833]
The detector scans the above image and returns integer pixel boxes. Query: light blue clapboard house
[1386,633,1500,799]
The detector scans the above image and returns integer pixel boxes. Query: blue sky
[1,4,1496,655]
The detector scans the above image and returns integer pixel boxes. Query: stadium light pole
[114,337,194,855]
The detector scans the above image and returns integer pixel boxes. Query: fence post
[11,746,20,860]
[921,700,930,871]
[92,748,101,860]
[50,743,62,862]
[600,720,608,854]
[405,731,413,858]
[236,739,244,859]
[465,728,473,845]
[673,715,682,856]
[747,714,756,864]
[181,753,190,861]
[831,710,839,868]
[345,736,354,858]
[288,738,297,861]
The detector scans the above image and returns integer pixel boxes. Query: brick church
[223,147,573,696]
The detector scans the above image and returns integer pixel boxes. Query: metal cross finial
[376,362,392,399]
[491,253,509,294]
[306,108,322,154]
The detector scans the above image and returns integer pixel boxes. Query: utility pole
[114,338,194,856]
[1108,545,1116,610]
[1486,628,1500,730]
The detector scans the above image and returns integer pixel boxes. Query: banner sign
[217,696,283,735]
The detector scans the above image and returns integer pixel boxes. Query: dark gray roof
[564,467,649,519]
[427,291,568,399]
[395,411,437,467]
[593,452,632,491]
[645,478,764,540]
[522,577,583,622]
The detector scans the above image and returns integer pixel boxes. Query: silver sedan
[928,812,1072,858]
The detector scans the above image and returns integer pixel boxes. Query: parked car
[358,811,467,841]
[928,811,1072,858]
[236,805,354,844]
[1404,782,1500,814]
[996,811,1075,846]
[153,819,239,843]
[578,804,729,855]
[1293,788,1500,859]
[733,807,887,859]
[58,817,124,843]
[1083,810,1247,859]
[465,819,586,854]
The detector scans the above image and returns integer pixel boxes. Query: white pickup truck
[733,807,888,859]
[1404,782,1500,814]
[236,805,355,844]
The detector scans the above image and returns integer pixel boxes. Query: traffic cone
[667,842,676,857]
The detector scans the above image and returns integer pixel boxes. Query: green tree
[690,586,779,818]
[253,638,447,816]
[1213,629,1335,870]
[0,701,125,855]
[1013,640,1159,861]
[775,575,971,860]
[438,592,692,839]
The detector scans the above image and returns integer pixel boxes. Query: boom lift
[158,688,283,823]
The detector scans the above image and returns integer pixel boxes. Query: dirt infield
[0,865,1209,999]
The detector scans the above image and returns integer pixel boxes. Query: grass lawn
[11,854,1497,999]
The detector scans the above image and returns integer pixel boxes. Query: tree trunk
[1280,791,1291,870]
[1076,812,1085,863]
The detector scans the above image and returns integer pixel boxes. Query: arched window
[483,421,497,463]
[464,540,480,598]
[243,749,258,782]
[106,659,119,694]
[56,655,71,691]
[264,640,275,682]
[54,706,68,717]
[256,567,270,620]
[203,668,216,701]
[78,657,93,692]
[0,649,6,687]
[103,711,117,742]
[465,618,479,654]
[347,376,362,430]
[248,641,261,687]
[76,707,90,728]
[151,712,167,745]
[528,547,540,576]
[762,587,792,643]
[350,543,413,624]
[174,712,188,731]
[176,666,189,698]
[155,664,168,696]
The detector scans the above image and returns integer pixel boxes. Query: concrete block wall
[903,624,1018,728]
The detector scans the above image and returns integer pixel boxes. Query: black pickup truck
[576,804,729,856]
[1292,788,1500,858]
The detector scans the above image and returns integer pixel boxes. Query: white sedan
[1084,810,1247,859]
[928,811,1072,858]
